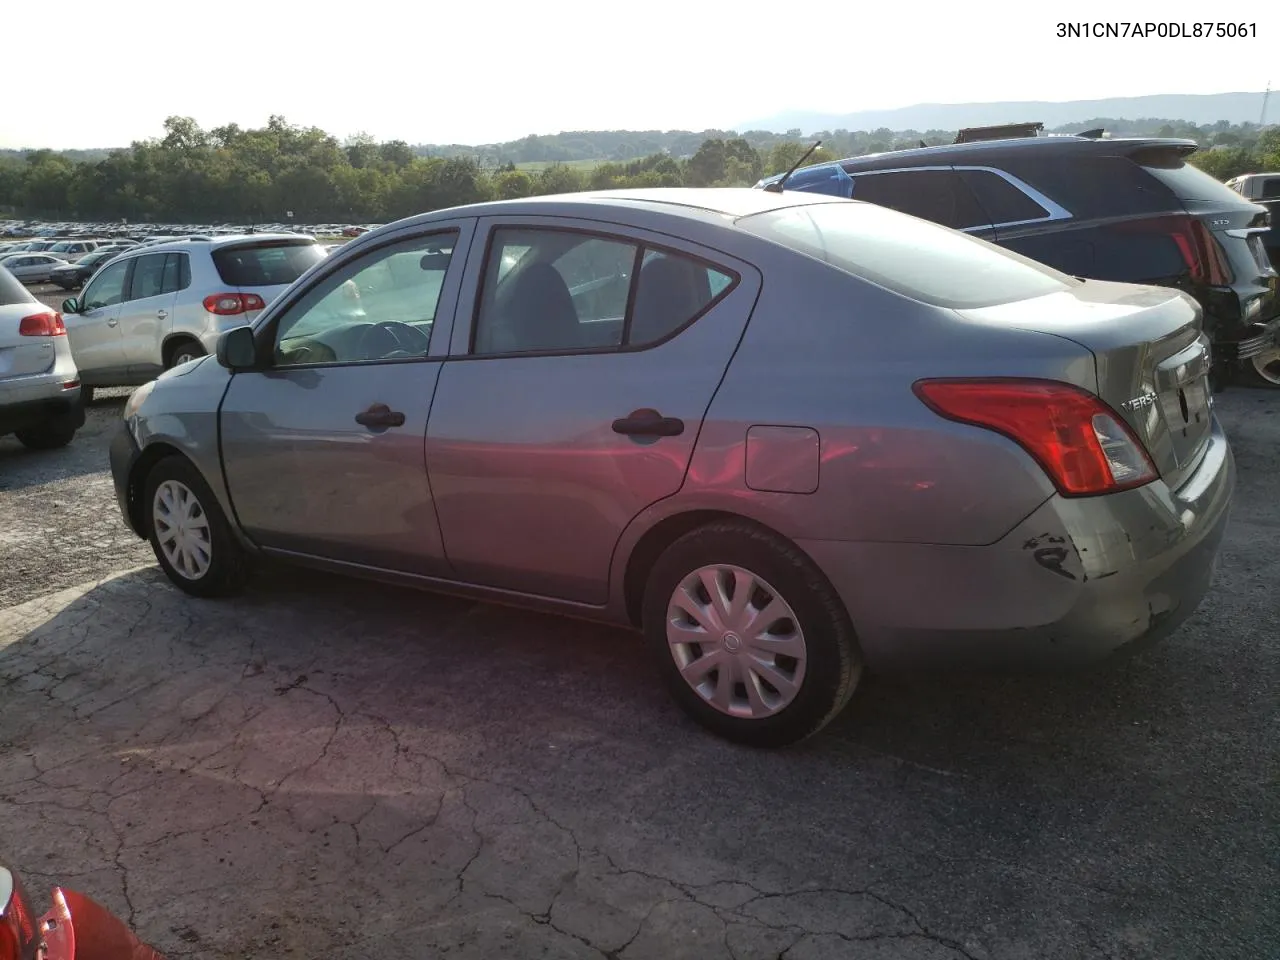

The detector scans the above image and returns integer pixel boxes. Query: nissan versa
[108,188,1235,746]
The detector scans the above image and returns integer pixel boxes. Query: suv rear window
[738,201,1076,309]
[1134,148,1251,203]
[212,241,326,287]
[0,265,35,305]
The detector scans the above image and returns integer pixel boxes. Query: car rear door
[424,216,761,605]
[116,252,179,375]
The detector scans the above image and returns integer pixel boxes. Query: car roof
[118,233,316,255]
[760,135,1202,179]
[394,187,838,230]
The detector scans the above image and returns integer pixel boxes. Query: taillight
[203,293,267,316]
[18,311,66,337]
[1120,214,1233,286]
[1,866,36,960]
[913,379,1158,497]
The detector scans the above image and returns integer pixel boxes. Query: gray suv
[0,265,85,449]
[60,234,325,401]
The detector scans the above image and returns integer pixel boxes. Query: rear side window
[738,201,1076,309]
[1135,148,1254,203]
[848,169,991,230]
[212,241,326,287]
[958,169,1052,225]
[129,254,168,299]
[999,155,1171,217]
[0,265,35,306]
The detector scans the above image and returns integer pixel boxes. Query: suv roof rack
[954,121,1044,144]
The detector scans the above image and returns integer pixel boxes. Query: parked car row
[1,217,380,243]
[754,129,1280,389]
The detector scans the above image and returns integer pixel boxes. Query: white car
[61,234,326,401]
[0,264,84,449]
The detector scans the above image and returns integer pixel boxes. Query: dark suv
[756,134,1280,388]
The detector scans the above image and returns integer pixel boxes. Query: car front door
[219,220,474,575]
[116,252,179,376]
[63,256,132,382]
[425,216,760,605]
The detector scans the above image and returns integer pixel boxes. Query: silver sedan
[0,253,69,284]
[108,188,1234,746]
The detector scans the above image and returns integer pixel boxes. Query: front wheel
[642,520,863,747]
[144,455,248,598]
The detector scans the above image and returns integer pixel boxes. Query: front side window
[82,259,131,310]
[129,254,168,300]
[273,231,457,367]
[473,227,736,355]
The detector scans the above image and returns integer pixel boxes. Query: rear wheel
[144,455,247,598]
[165,339,205,369]
[15,419,77,450]
[642,520,863,747]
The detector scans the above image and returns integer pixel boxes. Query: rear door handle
[354,403,406,429]
[106,317,118,327]
[612,409,685,437]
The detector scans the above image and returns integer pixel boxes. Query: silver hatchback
[109,188,1234,746]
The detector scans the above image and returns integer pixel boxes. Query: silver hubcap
[1251,345,1280,385]
[666,564,807,719]
[153,480,211,580]
[173,351,197,366]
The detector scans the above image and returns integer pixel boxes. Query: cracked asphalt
[1,329,1278,958]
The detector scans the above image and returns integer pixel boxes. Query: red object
[18,312,67,337]
[1117,214,1234,286]
[202,293,267,316]
[913,378,1157,497]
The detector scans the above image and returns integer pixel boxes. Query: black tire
[1237,355,1280,390]
[642,520,863,748]
[165,339,206,369]
[14,419,77,450]
[143,454,248,598]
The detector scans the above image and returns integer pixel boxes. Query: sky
[3,0,1277,149]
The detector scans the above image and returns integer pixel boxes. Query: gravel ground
[1,292,1277,959]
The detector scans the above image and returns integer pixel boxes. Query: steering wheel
[357,320,430,360]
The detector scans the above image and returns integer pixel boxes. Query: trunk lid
[0,275,53,384]
[955,279,1213,492]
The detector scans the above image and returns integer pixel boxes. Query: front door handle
[354,403,406,429]
[612,408,685,437]
[106,317,118,327]
[157,309,167,319]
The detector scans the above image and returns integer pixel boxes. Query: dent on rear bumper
[801,420,1236,669]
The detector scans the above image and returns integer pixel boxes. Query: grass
[513,159,604,173]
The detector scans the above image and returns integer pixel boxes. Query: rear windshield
[737,201,1076,309]
[212,241,326,287]
[1136,149,1251,203]
[0,265,36,306]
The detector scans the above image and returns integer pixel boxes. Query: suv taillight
[913,379,1158,497]
[1121,214,1234,286]
[18,311,66,337]
[203,293,267,316]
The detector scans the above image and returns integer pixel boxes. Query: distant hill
[737,91,1273,135]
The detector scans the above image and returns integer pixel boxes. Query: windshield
[212,241,326,287]
[737,200,1077,309]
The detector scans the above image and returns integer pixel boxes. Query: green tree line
[2,115,1277,224]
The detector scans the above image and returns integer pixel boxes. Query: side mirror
[216,325,258,370]
[61,297,80,314]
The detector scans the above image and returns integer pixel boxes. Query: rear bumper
[0,392,84,435]
[802,417,1235,670]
